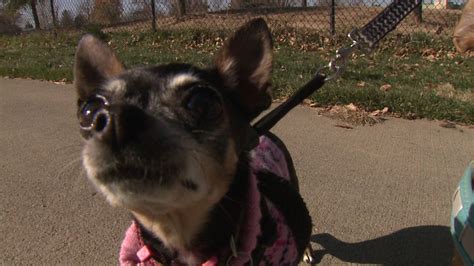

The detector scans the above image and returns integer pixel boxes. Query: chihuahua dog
[75,18,312,265]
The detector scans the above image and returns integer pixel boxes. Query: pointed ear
[215,18,273,120]
[74,34,124,100]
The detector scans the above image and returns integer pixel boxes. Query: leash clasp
[318,29,361,82]
[226,235,253,266]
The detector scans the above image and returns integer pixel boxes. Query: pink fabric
[120,222,159,266]
[119,135,298,265]
[251,136,298,265]
[250,136,290,182]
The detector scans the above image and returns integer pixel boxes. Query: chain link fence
[0,0,467,36]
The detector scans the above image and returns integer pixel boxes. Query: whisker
[190,148,209,180]
[53,143,83,154]
[175,144,215,159]
[222,195,242,205]
[54,157,83,179]
[143,166,148,182]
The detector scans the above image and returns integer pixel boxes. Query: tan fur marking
[219,58,238,88]
[251,40,272,88]
[104,79,126,93]
[130,140,238,263]
[168,74,199,89]
[220,58,235,75]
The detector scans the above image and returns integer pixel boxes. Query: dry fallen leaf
[395,47,409,58]
[329,105,342,114]
[371,107,389,117]
[440,121,456,129]
[302,99,313,106]
[356,81,366,87]
[380,84,392,91]
[335,124,354,129]
[345,103,358,112]
[422,48,436,57]
[370,110,381,116]
[407,112,417,119]
[52,78,67,85]
[446,52,456,59]
[426,55,437,62]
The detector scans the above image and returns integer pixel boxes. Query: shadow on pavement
[311,225,453,265]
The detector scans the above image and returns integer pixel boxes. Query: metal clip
[226,235,253,266]
[229,235,238,258]
[317,29,360,82]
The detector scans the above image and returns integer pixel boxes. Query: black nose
[87,108,116,146]
[92,109,110,134]
[93,105,150,148]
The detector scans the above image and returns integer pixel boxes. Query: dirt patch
[300,101,389,126]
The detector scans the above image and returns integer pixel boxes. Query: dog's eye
[185,87,222,121]
[78,95,108,129]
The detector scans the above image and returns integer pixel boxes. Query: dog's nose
[96,105,150,148]
[79,95,113,140]
[91,109,110,134]
[79,96,152,148]
[87,107,116,145]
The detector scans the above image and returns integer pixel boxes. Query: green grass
[0,29,473,124]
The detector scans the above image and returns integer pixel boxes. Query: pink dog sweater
[119,135,299,265]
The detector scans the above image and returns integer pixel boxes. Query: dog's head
[74,19,273,217]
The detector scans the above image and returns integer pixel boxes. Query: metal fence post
[414,4,422,24]
[330,0,335,35]
[50,0,57,27]
[151,0,157,32]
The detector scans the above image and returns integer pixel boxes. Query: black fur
[257,171,312,259]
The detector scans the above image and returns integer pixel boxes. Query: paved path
[1,78,473,265]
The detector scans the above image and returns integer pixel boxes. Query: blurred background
[0,0,466,36]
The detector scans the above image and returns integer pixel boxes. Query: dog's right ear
[74,35,124,100]
[215,18,273,121]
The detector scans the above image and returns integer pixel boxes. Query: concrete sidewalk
[1,78,473,265]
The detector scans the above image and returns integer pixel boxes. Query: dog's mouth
[100,162,178,188]
[83,139,189,187]
[81,137,230,213]
[96,153,178,185]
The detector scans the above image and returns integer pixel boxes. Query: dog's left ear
[74,34,125,101]
[215,18,273,120]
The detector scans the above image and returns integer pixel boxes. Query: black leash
[353,0,424,50]
[253,74,326,135]
[253,0,422,135]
